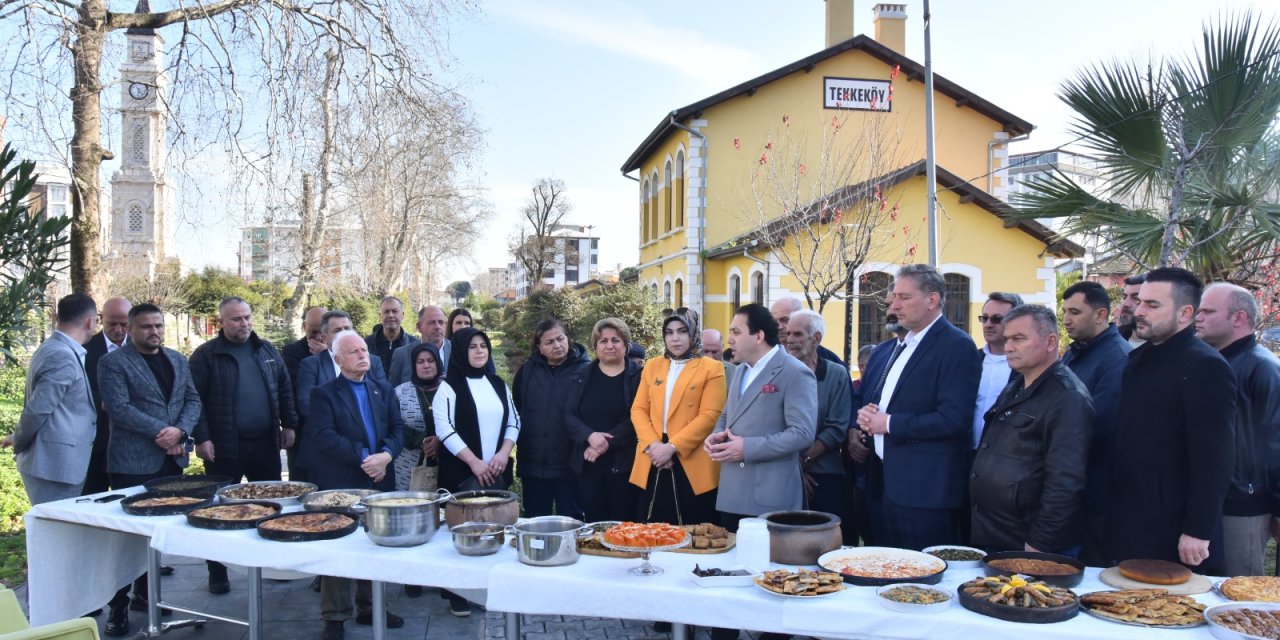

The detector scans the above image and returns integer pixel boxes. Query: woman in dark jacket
[512,319,591,518]
[564,318,644,523]
[433,328,520,493]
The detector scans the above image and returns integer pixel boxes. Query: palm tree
[1012,13,1280,283]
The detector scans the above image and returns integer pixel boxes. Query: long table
[29,495,1236,640]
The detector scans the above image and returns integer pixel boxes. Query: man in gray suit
[9,294,98,504]
[97,302,201,635]
[706,303,818,521]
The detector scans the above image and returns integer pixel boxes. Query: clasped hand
[584,432,613,463]
[361,451,392,482]
[704,429,745,463]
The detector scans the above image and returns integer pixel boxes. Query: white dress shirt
[105,334,127,354]
[972,345,1011,448]
[875,313,944,459]
[739,344,782,396]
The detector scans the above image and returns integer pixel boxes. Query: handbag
[408,454,438,492]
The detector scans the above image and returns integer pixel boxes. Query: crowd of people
[9,262,1280,639]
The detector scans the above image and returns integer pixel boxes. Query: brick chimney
[825,0,855,48]
[873,3,907,55]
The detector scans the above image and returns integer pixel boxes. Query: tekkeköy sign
[823,76,892,112]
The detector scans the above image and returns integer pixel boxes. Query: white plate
[875,583,952,614]
[922,545,986,570]
[817,546,946,585]
[753,576,846,598]
[1204,602,1280,640]
[692,565,756,588]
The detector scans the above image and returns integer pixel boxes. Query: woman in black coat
[433,328,520,493]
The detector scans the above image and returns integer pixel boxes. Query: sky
[19,0,1273,287]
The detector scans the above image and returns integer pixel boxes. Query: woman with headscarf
[630,308,726,525]
[433,327,520,493]
[393,343,444,492]
[563,317,644,522]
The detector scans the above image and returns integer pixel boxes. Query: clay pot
[444,489,520,529]
[760,510,842,565]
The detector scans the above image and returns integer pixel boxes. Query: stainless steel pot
[506,516,593,566]
[357,489,451,547]
[451,522,506,556]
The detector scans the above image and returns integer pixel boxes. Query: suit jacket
[82,332,120,473]
[299,375,405,491]
[629,356,726,495]
[14,332,97,485]
[296,351,387,419]
[713,347,818,516]
[864,316,981,510]
[97,344,198,475]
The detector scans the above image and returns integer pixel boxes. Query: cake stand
[601,537,691,576]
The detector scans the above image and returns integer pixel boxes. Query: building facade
[238,223,365,286]
[512,225,601,298]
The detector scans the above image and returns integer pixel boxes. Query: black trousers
[81,444,111,495]
[642,457,716,525]
[204,435,282,482]
[575,454,639,523]
[521,477,583,520]
[109,458,183,608]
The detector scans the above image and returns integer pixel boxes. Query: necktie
[867,341,906,460]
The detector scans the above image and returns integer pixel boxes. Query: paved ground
[16,554,779,640]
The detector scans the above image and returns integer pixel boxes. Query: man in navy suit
[300,330,404,640]
[856,264,981,550]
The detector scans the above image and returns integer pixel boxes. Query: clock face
[128,83,149,100]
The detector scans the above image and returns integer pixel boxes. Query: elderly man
[365,297,417,378]
[857,264,980,550]
[388,305,448,387]
[1116,274,1147,346]
[1108,268,1235,573]
[702,328,736,392]
[188,297,298,594]
[10,294,98,504]
[783,309,851,518]
[770,297,845,366]
[82,296,131,494]
[970,305,1092,554]
[300,330,404,640]
[972,292,1023,450]
[1060,280,1132,565]
[1196,283,1280,576]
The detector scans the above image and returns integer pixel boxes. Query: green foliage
[447,281,472,303]
[0,144,72,361]
[577,283,666,359]
[182,267,264,318]
[0,532,26,584]
[311,287,380,335]
[497,284,664,372]
[0,361,28,534]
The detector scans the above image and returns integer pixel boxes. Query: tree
[1012,13,1280,282]
[511,178,572,295]
[182,267,260,318]
[0,0,477,301]
[446,280,472,304]
[0,144,72,359]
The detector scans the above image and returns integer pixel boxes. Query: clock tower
[108,1,178,280]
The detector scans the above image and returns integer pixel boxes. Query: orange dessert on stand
[603,522,687,548]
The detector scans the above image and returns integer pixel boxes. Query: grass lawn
[0,532,24,587]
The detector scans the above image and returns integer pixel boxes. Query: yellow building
[621,1,1081,362]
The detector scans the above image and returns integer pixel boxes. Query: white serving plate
[691,565,756,588]
[1204,601,1280,640]
[875,583,953,614]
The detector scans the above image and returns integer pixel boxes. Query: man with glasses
[972,293,1023,450]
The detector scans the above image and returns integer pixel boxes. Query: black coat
[512,343,591,479]
[1061,324,1132,515]
[188,331,298,459]
[82,332,117,479]
[299,375,404,491]
[1106,325,1236,570]
[1219,335,1280,517]
[970,360,1093,553]
[280,337,315,405]
[562,359,643,476]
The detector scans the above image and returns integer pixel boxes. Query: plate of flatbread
[754,569,846,598]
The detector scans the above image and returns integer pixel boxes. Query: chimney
[825,0,855,48]
[873,3,907,56]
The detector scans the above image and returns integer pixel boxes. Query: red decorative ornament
[733,138,742,150]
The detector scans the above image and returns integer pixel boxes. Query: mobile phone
[94,494,126,503]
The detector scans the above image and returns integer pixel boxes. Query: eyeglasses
[978,315,1005,324]
[662,307,691,318]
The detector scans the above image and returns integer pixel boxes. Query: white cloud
[489,0,757,84]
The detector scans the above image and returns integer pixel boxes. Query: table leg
[247,567,263,640]
[146,547,162,636]
[671,622,689,640]
[504,611,520,639]
[371,580,385,640]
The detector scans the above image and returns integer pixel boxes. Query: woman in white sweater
[433,327,520,492]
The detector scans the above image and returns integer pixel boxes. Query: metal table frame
[132,547,264,640]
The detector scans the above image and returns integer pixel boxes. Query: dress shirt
[972,345,1011,448]
[875,313,943,459]
[739,344,782,396]
[105,335,127,354]
[661,359,688,435]
[332,357,342,380]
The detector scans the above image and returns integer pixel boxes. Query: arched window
[729,274,741,310]
[674,278,684,308]
[857,271,894,350]
[649,171,660,240]
[674,150,686,228]
[640,179,650,242]
[751,271,765,305]
[944,273,972,331]
[663,280,672,304]
[663,159,673,234]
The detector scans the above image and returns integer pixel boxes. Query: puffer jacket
[970,360,1093,553]
[512,342,591,479]
[189,331,298,460]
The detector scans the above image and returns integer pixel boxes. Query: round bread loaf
[1117,559,1192,585]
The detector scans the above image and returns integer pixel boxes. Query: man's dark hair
[735,303,779,347]
[321,310,352,333]
[1123,273,1147,286]
[56,293,97,324]
[129,303,163,320]
[896,264,946,303]
[1002,304,1059,339]
[1145,267,1203,310]
[1062,280,1111,312]
[986,291,1024,308]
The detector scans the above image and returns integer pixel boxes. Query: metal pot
[451,521,506,556]
[506,516,593,566]
[760,510,842,565]
[445,490,520,529]
[357,489,451,547]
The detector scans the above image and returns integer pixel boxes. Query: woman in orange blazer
[629,308,726,524]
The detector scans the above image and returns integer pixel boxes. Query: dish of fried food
[755,569,845,597]
[189,503,278,521]
[602,522,686,548]
[1117,559,1191,585]
[1079,589,1205,627]
[259,512,354,533]
[1220,576,1280,602]
[223,483,313,500]
[988,558,1080,576]
[960,575,1077,608]
[1211,608,1280,639]
[131,496,205,508]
